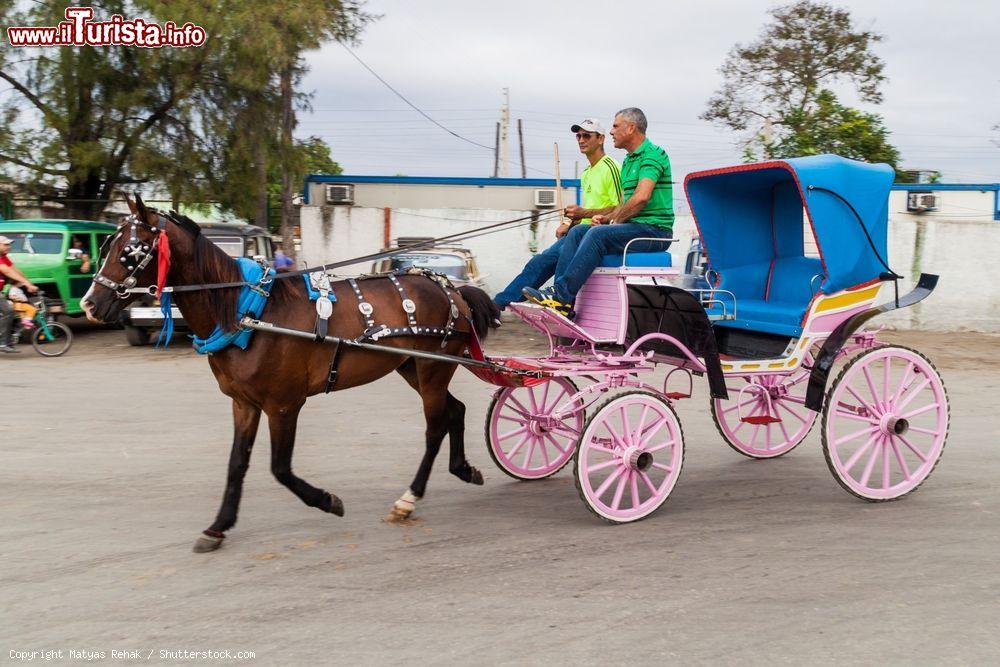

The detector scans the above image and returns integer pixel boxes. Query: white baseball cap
[0,235,12,245]
[571,118,606,135]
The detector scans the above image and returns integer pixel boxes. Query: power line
[338,42,496,152]
[336,42,554,177]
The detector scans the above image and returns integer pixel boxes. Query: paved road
[1,324,998,665]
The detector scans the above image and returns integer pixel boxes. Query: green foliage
[766,90,900,166]
[702,0,900,168]
[265,135,343,219]
[0,2,372,220]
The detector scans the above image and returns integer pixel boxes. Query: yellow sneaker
[522,287,573,317]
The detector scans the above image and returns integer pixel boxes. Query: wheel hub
[622,446,653,471]
[879,413,909,436]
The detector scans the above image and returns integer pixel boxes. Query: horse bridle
[93,213,168,298]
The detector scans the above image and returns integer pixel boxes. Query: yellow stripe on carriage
[813,285,881,313]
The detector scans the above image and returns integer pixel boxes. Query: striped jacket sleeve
[600,156,623,206]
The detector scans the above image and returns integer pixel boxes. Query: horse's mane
[164,210,298,334]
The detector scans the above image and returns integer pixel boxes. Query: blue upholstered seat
[713,256,825,337]
[599,252,673,268]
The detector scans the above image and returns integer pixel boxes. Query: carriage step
[664,392,690,400]
[741,415,782,425]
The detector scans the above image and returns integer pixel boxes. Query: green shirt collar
[626,137,652,158]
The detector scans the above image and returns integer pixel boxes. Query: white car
[371,244,487,290]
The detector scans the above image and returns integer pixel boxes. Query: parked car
[0,219,118,316]
[120,222,274,345]
[371,239,487,289]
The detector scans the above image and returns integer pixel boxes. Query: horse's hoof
[383,506,412,523]
[320,492,345,517]
[192,532,225,553]
[470,467,484,485]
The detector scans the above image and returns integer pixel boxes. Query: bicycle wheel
[32,321,73,357]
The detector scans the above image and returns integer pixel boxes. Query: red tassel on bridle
[155,231,171,298]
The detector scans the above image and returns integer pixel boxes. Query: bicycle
[10,295,73,357]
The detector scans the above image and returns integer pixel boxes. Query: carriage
[475,154,948,523]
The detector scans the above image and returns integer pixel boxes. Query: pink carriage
[476,155,948,523]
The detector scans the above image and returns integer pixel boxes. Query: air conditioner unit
[325,184,354,205]
[906,191,938,213]
[534,188,557,208]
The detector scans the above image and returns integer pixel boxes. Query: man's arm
[0,263,39,292]
[592,178,655,224]
[564,204,616,221]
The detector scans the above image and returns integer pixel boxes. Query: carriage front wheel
[485,378,585,480]
[574,391,684,523]
[710,352,818,459]
[822,345,948,501]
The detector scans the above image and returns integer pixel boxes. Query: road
[1,323,998,664]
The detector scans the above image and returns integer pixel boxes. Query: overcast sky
[298,0,1000,184]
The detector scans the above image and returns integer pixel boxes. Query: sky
[298,0,1000,184]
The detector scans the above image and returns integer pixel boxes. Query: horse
[82,194,499,553]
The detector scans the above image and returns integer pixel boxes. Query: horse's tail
[457,285,501,341]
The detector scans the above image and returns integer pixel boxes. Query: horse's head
[82,193,182,323]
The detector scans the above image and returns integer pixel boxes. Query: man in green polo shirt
[524,107,673,315]
[493,118,622,309]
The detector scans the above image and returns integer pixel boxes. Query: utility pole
[493,122,500,178]
[518,118,526,178]
[499,87,510,177]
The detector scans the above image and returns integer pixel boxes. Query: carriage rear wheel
[821,345,948,501]
[31,321,73,357]
[573,391,684,524]
[485,377,584,480]
[711,352,817,459]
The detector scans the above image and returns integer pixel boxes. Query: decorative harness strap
[309,271,337,341]
[387,273,418,332]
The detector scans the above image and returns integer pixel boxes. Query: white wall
[299,206,564,294]
[300,204,1000,332]
[888,189,997,222]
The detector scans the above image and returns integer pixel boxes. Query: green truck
[0,219,118,316]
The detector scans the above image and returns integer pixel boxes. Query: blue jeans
[554,222,673,302]
[494,236,565,307]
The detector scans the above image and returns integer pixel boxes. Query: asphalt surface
[1,323,998,665]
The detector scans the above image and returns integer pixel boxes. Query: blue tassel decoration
[155,292,175,348]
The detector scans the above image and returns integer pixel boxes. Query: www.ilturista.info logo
[6,6,207,48]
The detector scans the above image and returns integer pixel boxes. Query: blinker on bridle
[93,213,167,297]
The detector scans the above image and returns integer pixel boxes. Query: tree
[263,136,343,232]
[702,0,898,166]
[768,89,900,165]
[0,2,371,222]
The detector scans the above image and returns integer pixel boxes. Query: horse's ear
[134,192,150,223]
[124,193,137,215]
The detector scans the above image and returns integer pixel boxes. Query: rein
[97,208,566,297]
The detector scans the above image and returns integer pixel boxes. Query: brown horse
[82,195,499,552]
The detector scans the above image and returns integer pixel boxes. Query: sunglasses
[575,132,594,139]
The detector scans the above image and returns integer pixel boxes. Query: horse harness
[322,268,470,393]
[93,213,165,297]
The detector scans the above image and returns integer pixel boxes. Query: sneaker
[0,344,20,354]
[521,286,574,317]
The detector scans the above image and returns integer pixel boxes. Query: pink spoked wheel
[574,391,684,523]
[485,378,585,480]
[822,345,949,501]
[711,353,817,459]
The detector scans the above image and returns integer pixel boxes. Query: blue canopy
[685,154,894,295]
